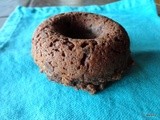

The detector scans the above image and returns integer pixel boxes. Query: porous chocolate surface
[32,12,133,94]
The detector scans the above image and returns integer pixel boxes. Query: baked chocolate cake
[32,12,133,94]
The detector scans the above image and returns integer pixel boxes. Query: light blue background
[0,0,160,119]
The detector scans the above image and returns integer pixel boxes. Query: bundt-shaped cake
[32,12,133,94]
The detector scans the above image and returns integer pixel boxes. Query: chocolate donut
[32,12,133,94]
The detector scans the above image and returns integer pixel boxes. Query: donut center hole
[53,17,99,39]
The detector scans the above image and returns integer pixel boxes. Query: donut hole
[53,15,101,39]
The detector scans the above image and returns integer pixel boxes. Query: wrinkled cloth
[0,0,160,119]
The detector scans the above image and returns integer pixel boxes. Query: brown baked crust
[32,12,133,94]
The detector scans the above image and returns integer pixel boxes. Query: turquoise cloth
[0,0,160,119]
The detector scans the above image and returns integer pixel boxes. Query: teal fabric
[0,0,160,119]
